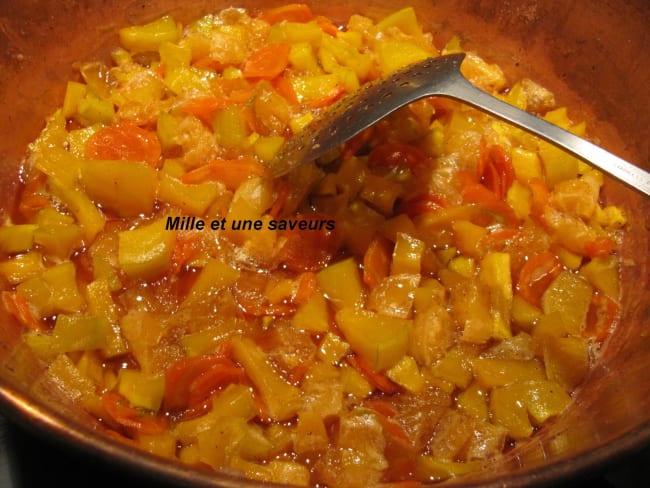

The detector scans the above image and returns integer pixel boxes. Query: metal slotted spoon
[270,53,650,197]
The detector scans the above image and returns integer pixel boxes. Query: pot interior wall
[1,0,648,485]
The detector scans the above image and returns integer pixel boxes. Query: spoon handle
[439,71,650,196]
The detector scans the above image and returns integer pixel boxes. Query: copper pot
[1,0,648,486]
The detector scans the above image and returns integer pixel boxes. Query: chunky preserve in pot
[0,4,626,486]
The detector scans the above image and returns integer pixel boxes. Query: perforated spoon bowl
[270,53,650,197]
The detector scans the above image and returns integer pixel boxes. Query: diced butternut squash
[456,382,488,420]
[596,205,626,229]
[156,112,183,150]
[490,379,571,438]
[319,35,372,79]
[0,252,44,285]
[507,180,532,219]
[253,136,285,162]
[544,107,572,130]
[197,417,272,468]
[532,311,572,346]
[335,307,411,371]
[413,278,446,313]
[77,95,115,126]
[541,271,593,334]
[181,327,236,357]
[120,312,170,375]
[268,21,323,46]
[158,174,221,216]
[367,274,419,319]
[85,278,127,357]
[293,292,330,333]
[118,369,165,411]
[211,383,258,420]
[391,232,424,275]
[119,15,181,52]
[386,355,425,392]
[294,410,329,455]
[479,252,513,339]
[290,73,340,103]
[538,141,580,186]
[213,105,250,149]
[173,383,257,443]
[543,336,590,391]
[511,147,542,181]
[166,67,215,97]
[137,432,176,458]
[289,112,314,133]
[376,7,423,38]
[118,218,176,280]
[43,353,96,403]
[340,364,373,398]
[579,255,620,301]
[91,255,122,292]
[62,81,87,118]
[440,269,494,344]
[489,382,533,439]
[511,295,542,330]
[523,379,572,425]
[375,40,432,75]
[0,225,37,254]
[231,336,301,421]
[317,332,350,364]
[14,278,50,317]
[503,81,527,110]
[227,177,275,221]
[360,174,402,216]
[289,42,321,73]
[555,246,583,270]
[25,314,109,357]
[431,347,474,388]
[451,220,487,258]
[316,257,363,309]
[75,350,104,385]
[461,53,506,92]
[182,259,240,305]
[48,178,105,240]
[473,358,546,389]
[33,224,84,259]
[80,160,157,217]
[10,262,83,319]
[159,41,191,71]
